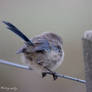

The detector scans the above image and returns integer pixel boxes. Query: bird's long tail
[3,21,34,46]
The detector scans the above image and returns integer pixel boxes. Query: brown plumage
[17,32,64,80]
[3,21,64,80]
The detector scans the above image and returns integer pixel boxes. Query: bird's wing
[16,38,50,54]
[33,39,50,52]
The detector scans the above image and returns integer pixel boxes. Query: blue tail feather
[3,21,34,46]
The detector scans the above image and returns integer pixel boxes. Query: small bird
[3,21,64,80]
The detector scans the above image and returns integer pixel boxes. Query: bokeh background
[0,0,92,92]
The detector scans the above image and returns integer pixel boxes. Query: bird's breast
[47,50,64,70]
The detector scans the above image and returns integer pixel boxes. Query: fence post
[82,31,92,92]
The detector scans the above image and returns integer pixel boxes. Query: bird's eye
[56,45,61,50]
[36,50,45,54]
[56,45,61,52]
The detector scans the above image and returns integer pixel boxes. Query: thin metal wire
[0,59,86,84]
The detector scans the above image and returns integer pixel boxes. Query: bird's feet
[44,67,58,80]
[52,72,58,80]
[42,70,58,80]
[42,72,47,78]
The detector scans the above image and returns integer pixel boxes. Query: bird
[3,21,64,80]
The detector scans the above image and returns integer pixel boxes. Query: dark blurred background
[0,0,92,92]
